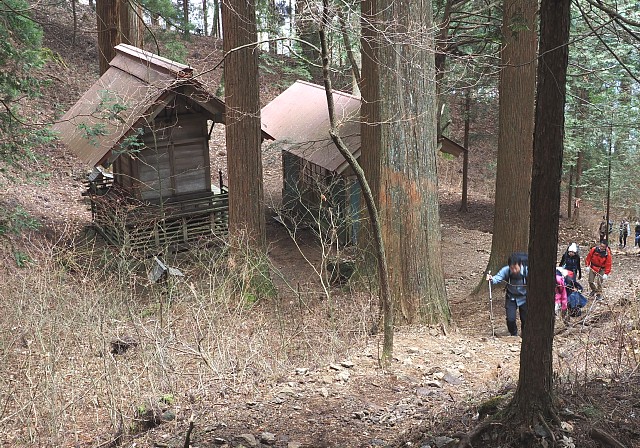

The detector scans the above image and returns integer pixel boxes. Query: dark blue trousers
[505,296,527,336]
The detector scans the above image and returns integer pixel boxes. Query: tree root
[589,427,628,448]
[452,408,565,448]
[537,413,556,447]
[452,421,502,448]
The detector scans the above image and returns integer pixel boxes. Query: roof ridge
[113,44,193,78]
[294,80,361,101]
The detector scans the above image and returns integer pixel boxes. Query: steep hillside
[0,4,638,448]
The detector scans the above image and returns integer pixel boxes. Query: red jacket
[585,246,612,275]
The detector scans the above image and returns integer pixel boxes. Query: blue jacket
[491,265,528,305]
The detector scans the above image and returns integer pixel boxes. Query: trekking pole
[487,271,495,337]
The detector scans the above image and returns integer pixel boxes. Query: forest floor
[0,3,639,448]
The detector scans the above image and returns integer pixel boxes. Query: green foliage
[13,250,32,267]
[96,89,129,122]
[0,0,50,165]
[0,205,41,236]
[116,128,145,156]
[160,394,174,405]
[141,0,182,27]
[164,40,188,63]
[564,1,640,213]
[259,53,311,89]
[141,0,193,36]
[508,12,531,36]
[76,90,131,147]
[78,123,108,147]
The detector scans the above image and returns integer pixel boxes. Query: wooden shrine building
[261,80,468,244]
[54,44,228,250]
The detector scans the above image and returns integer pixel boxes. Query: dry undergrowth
[0,230,375,446]
[1,226,639,447]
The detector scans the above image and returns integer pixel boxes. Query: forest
[0,0,639,447]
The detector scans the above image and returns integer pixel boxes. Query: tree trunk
[574,149,583,220]
[222,0,266,249]
[72,0,77,44]
[268,0,278,54]
[510,0,571,424]
[119,0,143,47]
[203,0,208,36]
[337,8,360,95]
[295,0,321,80]
[212,0,220,37]
[460,88,471,212]
[96,0,120,74]
[119,0,130,44]
[373,0,449,325]
[183,0,190,36]
[359,0,382,278]
[483,0,537,277]
[570,86,589,222]
[434,0,454,135]
[319,0,393,364]
[567,165,573,219]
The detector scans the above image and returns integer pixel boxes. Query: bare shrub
[0,229,373,445]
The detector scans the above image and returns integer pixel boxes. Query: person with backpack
[598,216,608,243]
[585,241,612,300]
[486,253,528,337]
[555,269,568,319]
[635,221,640,247]
[619,218,630,248]
[559,242,582,280]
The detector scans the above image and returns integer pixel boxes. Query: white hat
[568,243,578,253]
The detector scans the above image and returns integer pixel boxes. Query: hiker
[619,218,630,248]
[585,241,612,300]
[557,266,588,317]
[598,216,608,243]
[559,242,582,280]
[555,269,568,318]
[486,253,528,337]
[635,221,640,247]
[566,275,588,317]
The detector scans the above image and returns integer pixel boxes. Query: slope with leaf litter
[0,4,638,448]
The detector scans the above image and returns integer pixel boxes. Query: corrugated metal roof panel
[261,80,361,173]
[441,136,467,157]
[262,81,468,174]
[52,66,165,167]
[52,44,224,167]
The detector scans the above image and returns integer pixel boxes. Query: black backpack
[508,252,529,282]
[508,252,528,268]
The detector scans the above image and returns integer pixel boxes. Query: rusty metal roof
[261,81,466,174]
[261,80,361,174]
[440,136,467,157]
[52,44,225,167]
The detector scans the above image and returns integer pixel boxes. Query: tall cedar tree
[361,0,449,325]
[360,0,381,253]
[483,0,537,276]
[222,0,266,248]
[509,0,571,424]
[96,0,120,74]
[97,0,142,74]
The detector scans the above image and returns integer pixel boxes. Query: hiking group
[600,215,640,248]
[486,240,613,337]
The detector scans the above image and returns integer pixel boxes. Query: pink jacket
[555,274,567,311]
